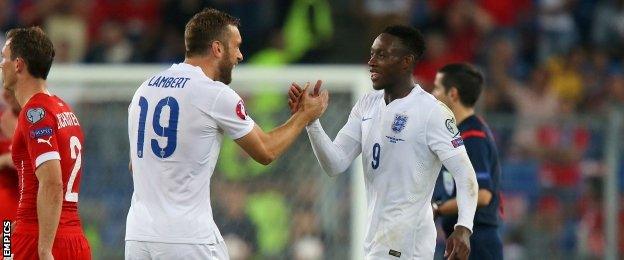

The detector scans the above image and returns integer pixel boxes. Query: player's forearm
[438,199,459,215]
[437,190,493,215]
[306,120,358,176]
[37,177,63,254]
[442,153,478,232]
[262,112,308,162]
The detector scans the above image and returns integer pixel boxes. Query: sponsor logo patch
[30,127,53,139]
[451,137,464,148]
[26,108,45,124]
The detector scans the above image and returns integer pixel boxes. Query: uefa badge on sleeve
[26,107,45,124]
[235,100,247,120]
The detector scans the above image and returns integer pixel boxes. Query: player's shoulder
[414,85,445,107]
[357,90,383,106]
[23,93,64,111]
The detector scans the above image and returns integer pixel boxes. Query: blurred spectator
[526,196,566,258]
[293,236,324,260]
[537,0,578,61]
[213,182,257,259]
[534,99,590,198]
[0,90,19,222]
[413,31,462,91]
[577,177,624,258]
[604,73,624,110]
[45,0,87,63]
[592,0,624,57]
[500,67,559,154]
[444,0,492,62]
[477,0,532,29]
[359,0,412,41]
[291,210,324,260]
[581,50,615,111]
[84,21,133,63]
[546,48,585,104]
[0,0,18,41]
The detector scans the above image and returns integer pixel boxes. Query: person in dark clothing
[432,63,503,260]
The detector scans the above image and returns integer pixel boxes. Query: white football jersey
[338,86,466,258]
[126,63,255,244]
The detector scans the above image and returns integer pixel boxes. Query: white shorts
[125,240,229,260]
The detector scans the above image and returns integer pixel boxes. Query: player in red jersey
[0,89,20,223]
[0,27,91,260]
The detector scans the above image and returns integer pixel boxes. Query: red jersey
[12,93,84,228]
[0,111,18,221]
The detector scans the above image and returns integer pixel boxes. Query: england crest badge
[391,114,408,133]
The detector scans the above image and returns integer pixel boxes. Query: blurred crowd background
[1,0,624,259]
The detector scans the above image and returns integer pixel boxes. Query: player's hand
[38,250,54,260]
[298,81,328,122]
[288,80,322,115]
[445,226,471,260]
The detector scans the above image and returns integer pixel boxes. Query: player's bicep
[211,88,255,139]
[34,159,62,186]
[234,124,273,165]
[426,102,466,161]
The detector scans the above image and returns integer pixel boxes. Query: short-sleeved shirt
[432,115,502,236]
[337,86,467,257]
[12,93,85,228]
[126,63,255,244]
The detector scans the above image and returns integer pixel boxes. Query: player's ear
[450,87,460,102]
[210,41,224,58]
[402,54,415,71]
[14,57,25,74]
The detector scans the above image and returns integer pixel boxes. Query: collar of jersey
[171,63,213,81]
[382,84,421,107]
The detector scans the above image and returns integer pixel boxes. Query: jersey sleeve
[463,136,493,192]
[21,105,60,168]
[426,102,466,161]
[211,88,255,139]
[335,96,364,142]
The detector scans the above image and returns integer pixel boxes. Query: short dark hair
[184,8,240,57]
[382,25,426,61]
[6,27,55,80]
[438,63,484,107]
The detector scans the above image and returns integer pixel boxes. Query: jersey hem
[35,151,61,168]
[230,121,255,140]
[125,236,223,245]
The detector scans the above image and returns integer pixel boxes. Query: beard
[218,58,234,85]
[217,45,235,85]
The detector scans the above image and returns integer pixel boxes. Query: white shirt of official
[306,85,477,258]
[126,63,255,244]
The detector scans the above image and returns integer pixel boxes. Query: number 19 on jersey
[136,96,179,159]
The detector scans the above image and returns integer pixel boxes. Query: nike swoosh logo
[362,117,373,121]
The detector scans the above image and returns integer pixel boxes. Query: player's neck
[15,77,47,107]
[184,57,219,82]
[383,80,414,104]
[454,106,474,125]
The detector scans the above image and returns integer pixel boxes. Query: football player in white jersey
[289,25,478,259]
[125,8,328,260]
